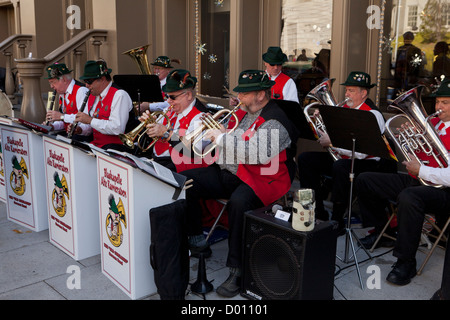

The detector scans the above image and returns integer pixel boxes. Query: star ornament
[195,42,207,55]
[209,54,218,63]
[411,54,423,67]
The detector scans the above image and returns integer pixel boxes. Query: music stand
[319,105,394,289]
[114,75,164,155]
[113,74,164,108]
[273,99,316,141]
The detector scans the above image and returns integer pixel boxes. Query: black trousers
[355,172,450,261]
[182,164,263,268]
[297,151,397,222]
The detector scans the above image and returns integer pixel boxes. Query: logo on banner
[10,155,28,196]
[52,172,70,218]
[106,194,127,248]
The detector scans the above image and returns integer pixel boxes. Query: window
[280,0,333,102]
[408,5,418,28]
[197,0,230,98]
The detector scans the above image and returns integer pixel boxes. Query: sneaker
[216,267,241,298]
[386,258,416,286]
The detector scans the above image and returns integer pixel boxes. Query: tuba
[182,103,242,158]
[303,79,349,161]
[119,110,171,152]
[385,86,449,188]
[122,45,152,75]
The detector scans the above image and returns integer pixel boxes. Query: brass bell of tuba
[122,45,152,75]
[119,111,170,152]
[385,86,449,188]
[303,79,349,161]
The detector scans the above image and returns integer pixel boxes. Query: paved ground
[0,196,445,303]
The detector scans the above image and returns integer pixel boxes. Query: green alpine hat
[233,70,276,93]
[109,195,119,214]
[151,56,174,69]
[262,47,288,65]
[341,71,376,88]
[12,156,21,170]
[53,172,63,189]
[162,69,197,93]
[45,63,72,79]
[431,78,450,97]
[80,60,112,80]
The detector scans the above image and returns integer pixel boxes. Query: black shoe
[386,259,416,286]
[216,268,241,298]
[190,245,212,259]
[358,232,396,249]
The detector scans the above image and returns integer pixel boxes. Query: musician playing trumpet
[139,69,210,172]
[298,71,397,232]
[181,70,299,297]
[44,63,90,132]
[355,79,450,287]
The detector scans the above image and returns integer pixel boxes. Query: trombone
[119,109,171,152]
[182,103,242,158]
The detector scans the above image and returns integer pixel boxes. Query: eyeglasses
[167,91,187,101]
[84,78,98,85]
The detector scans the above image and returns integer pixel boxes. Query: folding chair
[369,201,450,275]
[205,199,228,243]
[417,215,450,275]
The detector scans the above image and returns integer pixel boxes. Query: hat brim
[80,68,112,80]
[340,82,376,88]
[262,53,287,65]
[233,81,276,93]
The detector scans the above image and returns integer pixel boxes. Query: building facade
[0,0,449,115]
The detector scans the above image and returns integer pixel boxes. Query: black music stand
[113,74,164,105]
[113,75,164,155]
[273,99,316,141]
[319,105,394,290]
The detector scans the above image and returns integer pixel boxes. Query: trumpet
[182,103,242,158]
[303,79,349,161]
[119,110,171,152]
[385,86,449,188]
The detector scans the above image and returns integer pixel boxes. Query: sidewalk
[0,200,444,301]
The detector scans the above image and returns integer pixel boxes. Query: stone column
[15,58,46,123]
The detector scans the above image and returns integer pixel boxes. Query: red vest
[415,117,450,168]
[271,73,290,100]
[227,107,293,206]
[60,83,83,131]
[87,86,123,148]
[154,105,209,173]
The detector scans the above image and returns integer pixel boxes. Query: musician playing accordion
[355,78,450,286]
[297,71,397,232]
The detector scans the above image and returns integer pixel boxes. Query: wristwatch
[162,129,172,140]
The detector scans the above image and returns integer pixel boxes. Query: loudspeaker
[241,208,337,300]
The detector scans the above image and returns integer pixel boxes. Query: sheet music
[106,149,180,188]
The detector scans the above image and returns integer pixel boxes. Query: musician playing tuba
[138,69,211,173]
[355,78,450,287]
[137,56,180,114]
[44,63,90,132]
[297,71,397,232]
